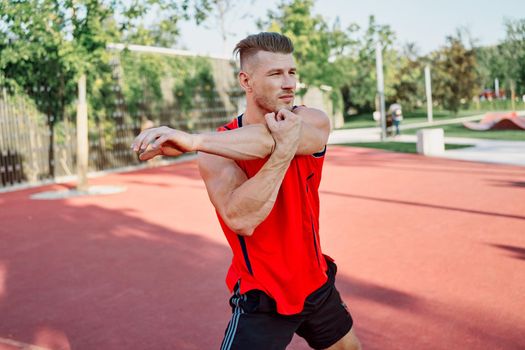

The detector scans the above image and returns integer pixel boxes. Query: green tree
[202,0,257,55]
[0,0,211,176]
[475,45,506,92]
[259,2,398,116]
[389,43,424,110]
[500,18,525,97]
[0,0,111,176]
[259,0,353,93]
[473,18,525,110]
[429,31,478,113]
[337,15,396,114]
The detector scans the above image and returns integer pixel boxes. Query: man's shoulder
[217,114,243,132]
[292,106,330,129]
[292,105,325,115]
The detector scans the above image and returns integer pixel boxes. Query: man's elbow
[222,211,255,236]
[319,111,332,134]
[227,218,255,236]
[234,227,255,237]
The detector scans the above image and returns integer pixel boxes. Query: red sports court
[1,146,524,349]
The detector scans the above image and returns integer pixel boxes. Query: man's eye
[290,71,296,75]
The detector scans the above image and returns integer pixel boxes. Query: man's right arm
[131,108,329,161]
[198,150,292,236]
[198,112,301,236]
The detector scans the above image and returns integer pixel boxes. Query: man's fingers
[276,109,297,122]
[151,135,168,149]
[141,131,163,151]
[277,108,293,120]
[138,147,161,161]
[264,112,277,128]
[131,126,168,152]
[132,130,152,152]
[131,133,145,152]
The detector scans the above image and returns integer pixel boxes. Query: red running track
[1,146,524,350]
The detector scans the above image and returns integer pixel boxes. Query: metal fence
[0,51,243,190]
[0,89,77,187]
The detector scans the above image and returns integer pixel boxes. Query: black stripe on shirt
[237,114,243,128]
[312,145,326,158]
[311,221,321,267]
[237,236,253,275]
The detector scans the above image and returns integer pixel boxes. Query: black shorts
[220,259,354,350]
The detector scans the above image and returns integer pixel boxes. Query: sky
[173,0,525,58]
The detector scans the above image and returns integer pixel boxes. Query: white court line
[0,337,52,350]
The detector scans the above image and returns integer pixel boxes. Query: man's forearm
[194,125,275,160]
[193,121,325,161]
[225,149,292,236]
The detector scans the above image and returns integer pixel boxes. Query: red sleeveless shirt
[216,113,331,315]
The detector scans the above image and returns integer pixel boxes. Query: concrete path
[329,112,525,167]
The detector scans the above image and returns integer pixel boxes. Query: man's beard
[254,92,292,113]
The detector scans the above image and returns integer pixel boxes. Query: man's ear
[238,71,252,92]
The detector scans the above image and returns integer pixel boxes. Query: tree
[259,0,353,92]
[475,45,507,93]
[429,30,478,113]
[389,43,424,110]
[473,18,525,110]
[500,18,525,97]
[0,0,211,176]
[337,15,396,114]
[259,2,399,116]
[202,0,256,55]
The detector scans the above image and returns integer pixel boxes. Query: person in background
[388,103,403,136]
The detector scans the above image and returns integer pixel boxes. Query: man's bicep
[197,152,247,215]
[294,106,331,155]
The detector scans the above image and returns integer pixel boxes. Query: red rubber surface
[1,146,524,350]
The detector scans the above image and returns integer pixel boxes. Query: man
[388,103,403,136]
[131,32,361,350]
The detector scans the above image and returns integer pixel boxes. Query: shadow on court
[0,202,231,349]
[1,147,524,349]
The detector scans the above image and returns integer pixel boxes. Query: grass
[403,123,525,141]
[341,142,474,154]
[339,99,525,130]
[339,109,487,129]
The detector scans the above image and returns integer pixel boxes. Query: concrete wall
[299,87,344,129]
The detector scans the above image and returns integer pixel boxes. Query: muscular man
[131,32,361,350]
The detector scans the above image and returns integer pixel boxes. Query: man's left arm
[292,106,331,155]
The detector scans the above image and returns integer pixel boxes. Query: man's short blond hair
[233,32,294,69]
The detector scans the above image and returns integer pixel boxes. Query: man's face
[243,51,297,113]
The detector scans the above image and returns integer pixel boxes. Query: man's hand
[131,126,195,161]
[264,109,302,159]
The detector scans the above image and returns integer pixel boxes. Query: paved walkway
[329,111,525,167]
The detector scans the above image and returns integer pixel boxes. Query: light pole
[76,74,88,191]
[425,65,433,123]
[375,43,387,140]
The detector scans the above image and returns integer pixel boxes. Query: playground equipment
[463,112,525,131]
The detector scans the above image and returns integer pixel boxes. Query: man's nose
[282,75,296,91]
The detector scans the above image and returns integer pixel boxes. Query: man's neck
[242,102,270,126]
